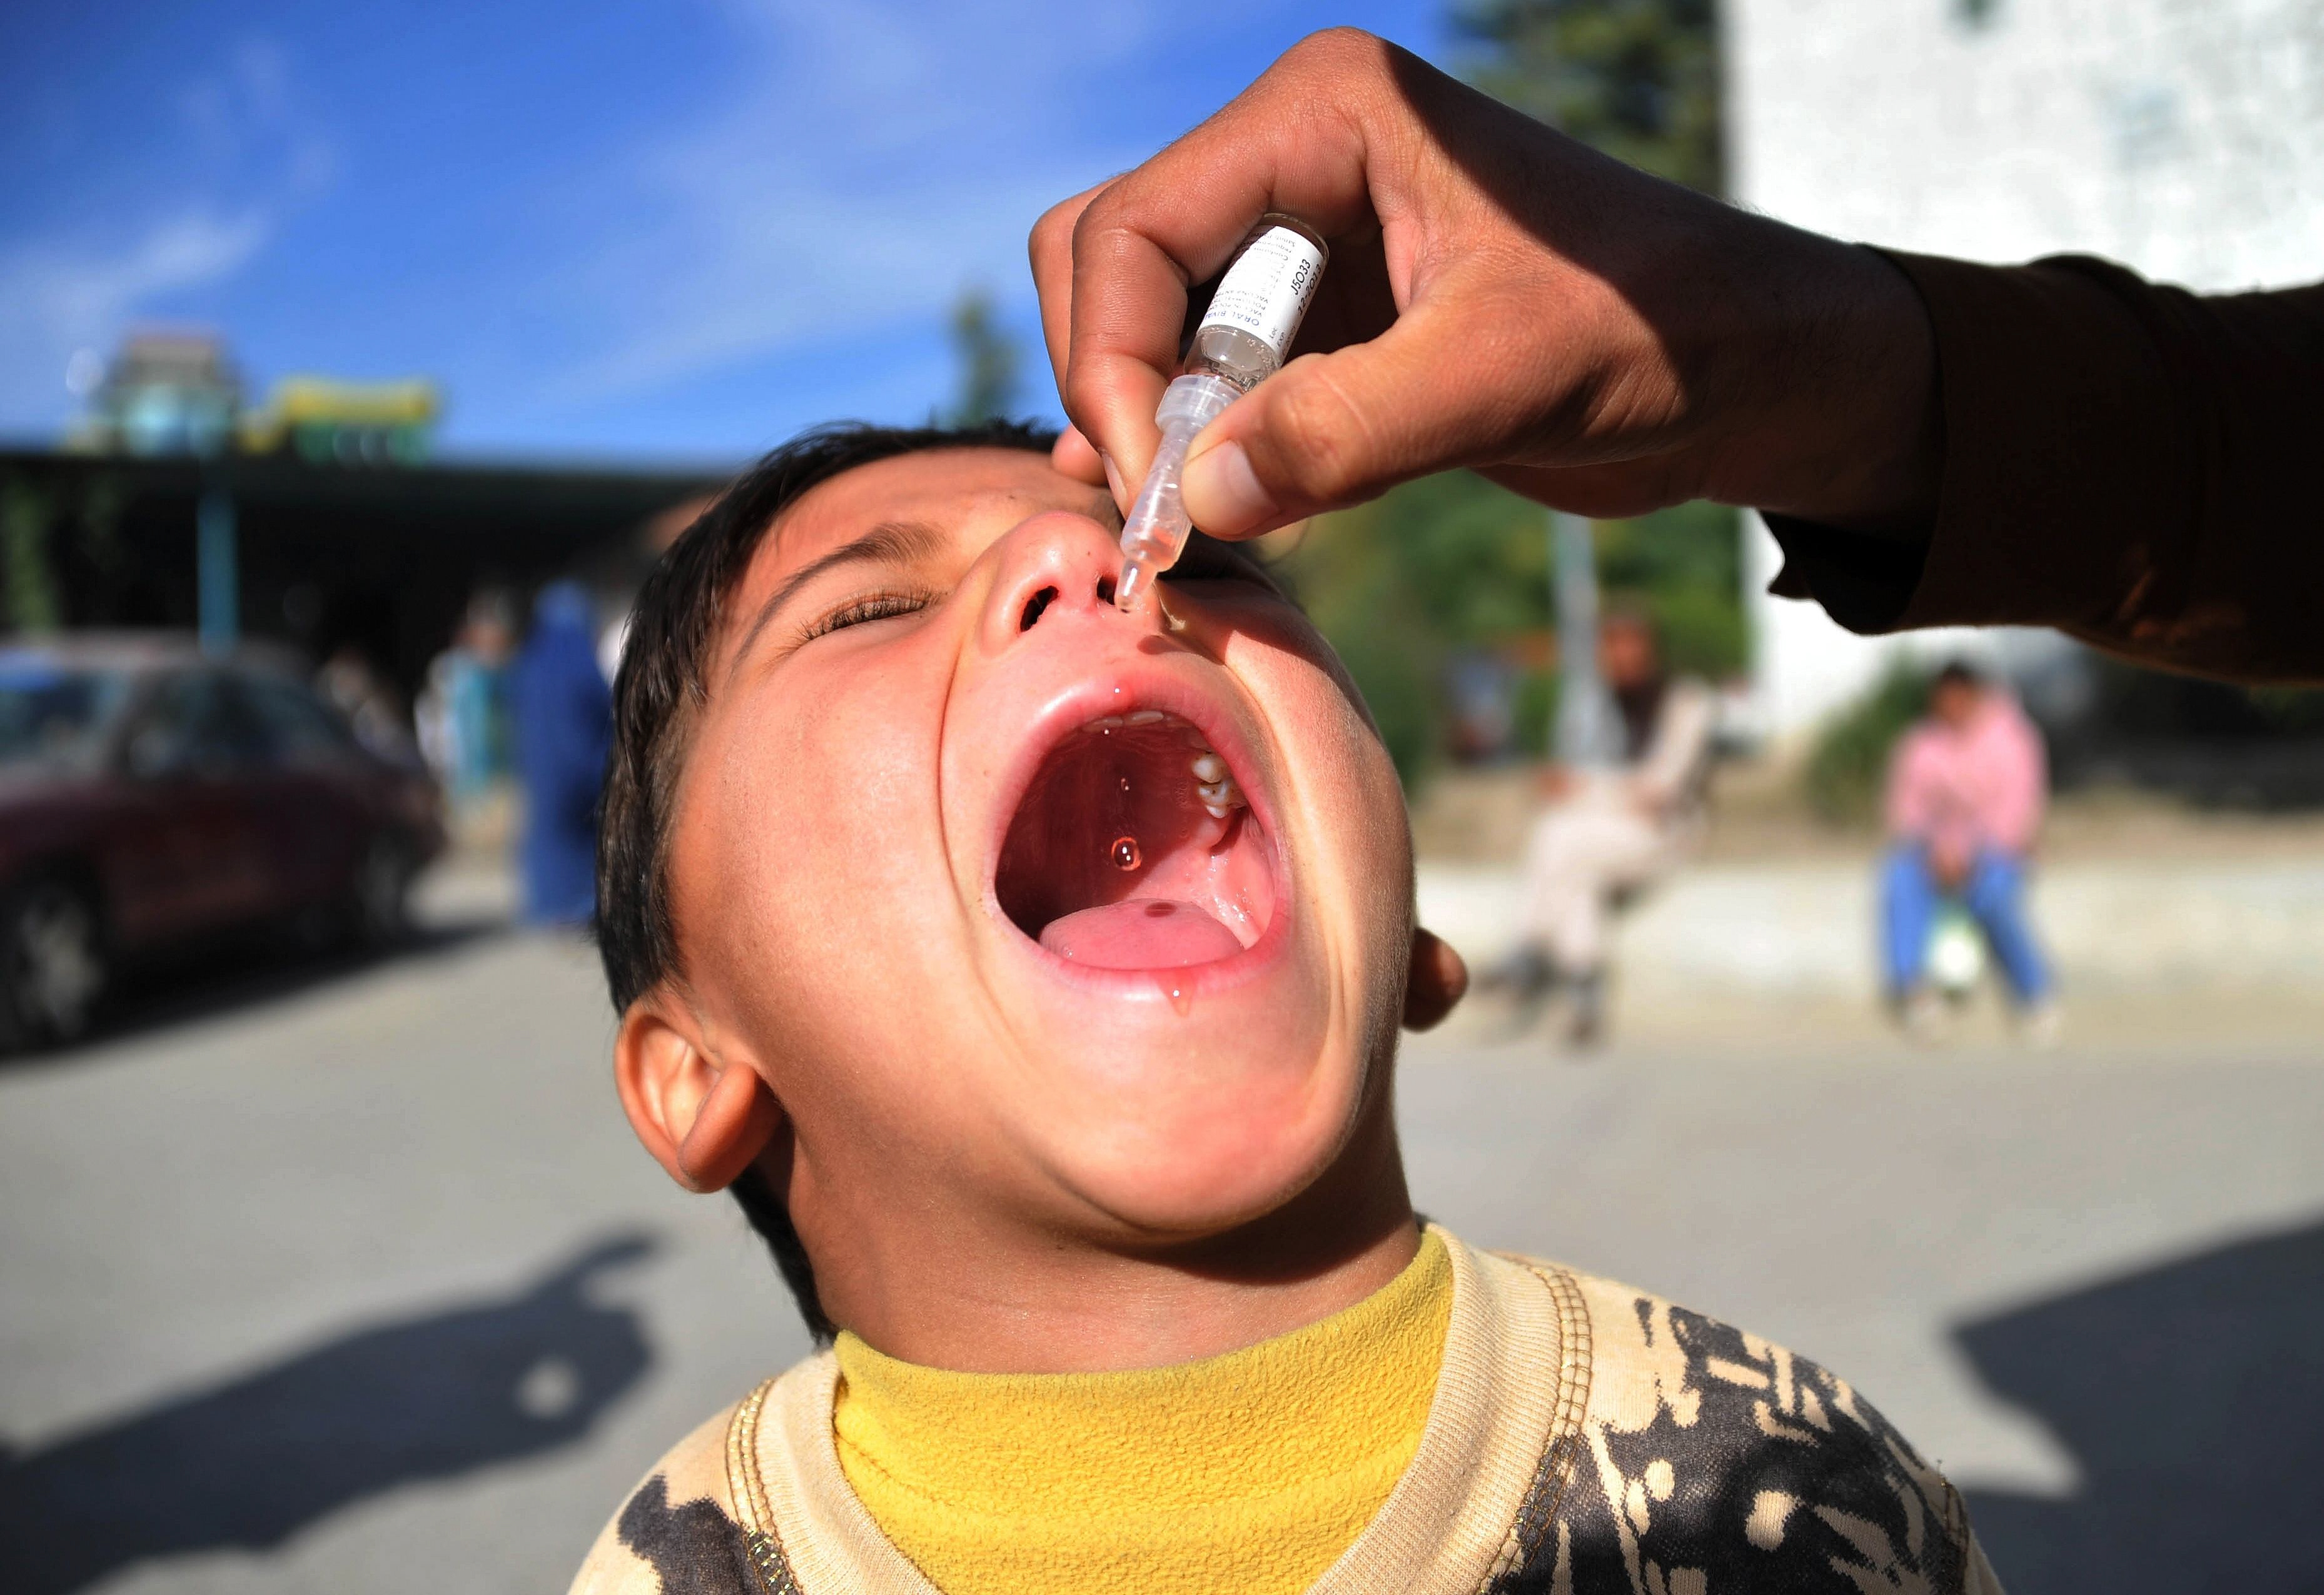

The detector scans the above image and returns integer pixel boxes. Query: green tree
[1593,499,1746,676]
[1274,476,1745,788]
[945,286,1022,426]
[1454,0,1724,193]
[1802,663,1928,826]
[1275,472,1548,785]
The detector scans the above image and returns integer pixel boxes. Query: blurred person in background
[318,643,414,764]
[1497,607,1714,1046]
[511,581,611,926]
[416,590,515,805]
[1881,661,2056,1040]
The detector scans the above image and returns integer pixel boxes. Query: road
[1,868,2318,1595]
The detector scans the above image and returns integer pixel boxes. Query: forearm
[1769,256,2324,683]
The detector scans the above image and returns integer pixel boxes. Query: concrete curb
[1418,859,2324,996]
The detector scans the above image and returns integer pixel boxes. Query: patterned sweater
[570,1227,2003,1595]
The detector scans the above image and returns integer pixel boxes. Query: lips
[993,704,1279,973]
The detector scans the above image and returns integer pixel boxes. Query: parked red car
[0,635,447,1049]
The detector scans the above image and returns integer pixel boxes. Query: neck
[801,1102,1420,1374]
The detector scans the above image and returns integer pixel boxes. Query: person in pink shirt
[1881,661,2057,1030]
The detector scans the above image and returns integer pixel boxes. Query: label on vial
[1197,226,1325,359]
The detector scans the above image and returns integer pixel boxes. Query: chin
[1031,1012,1378,1236]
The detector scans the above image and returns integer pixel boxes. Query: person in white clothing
[1500,609,1715,1045]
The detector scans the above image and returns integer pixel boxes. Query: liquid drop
[1111,835,1141,871]
[1161,979,1193,1016]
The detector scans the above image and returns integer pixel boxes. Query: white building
[1725,0,2324,739]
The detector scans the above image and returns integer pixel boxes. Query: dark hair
[1933,660,1984,691]
[598,418,1058,1341]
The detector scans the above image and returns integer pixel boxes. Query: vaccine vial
[1183,214,1330,391]
[1114,214,1329,611]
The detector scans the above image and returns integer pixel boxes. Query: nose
[975,510,1136,656]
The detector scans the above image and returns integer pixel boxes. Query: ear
[613,995,785,1194]
[1401,927,1468,1032]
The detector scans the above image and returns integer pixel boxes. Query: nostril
[1094,574,1116,606]
[1020,586,1058,631]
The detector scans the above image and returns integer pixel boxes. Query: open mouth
[995,710,1278,971]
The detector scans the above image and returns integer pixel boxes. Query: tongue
[1039,898,1245,970]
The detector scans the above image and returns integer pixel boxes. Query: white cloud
[22,211,272,335]
[538,0,1178,406]
[0,209,273,425]
[0,34,334,433]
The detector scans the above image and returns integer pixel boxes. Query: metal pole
[197,488,237,653]
[1552,510,1612,766]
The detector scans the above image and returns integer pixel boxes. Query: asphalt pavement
[1,865,2318,1595]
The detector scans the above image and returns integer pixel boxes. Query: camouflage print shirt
[570,1228,2003,1595]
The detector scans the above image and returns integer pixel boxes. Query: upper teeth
[1191,753,1245,817]
[1072,710,1246,815]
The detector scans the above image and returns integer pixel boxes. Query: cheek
[1303,693,1415,990]
[1218,619,1413,985]
[1216,603,1409,858]
[679,660,955,1060]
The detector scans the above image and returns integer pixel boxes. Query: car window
[0,656,134,770]
[124,672,260,779]
[240,673,358,765]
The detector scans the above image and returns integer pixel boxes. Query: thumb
[1180,300,1509,537]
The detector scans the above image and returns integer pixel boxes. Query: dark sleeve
[1765,251,2324,684]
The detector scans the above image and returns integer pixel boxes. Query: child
[572,420,2001,1595]
[1881,661,2056,1039]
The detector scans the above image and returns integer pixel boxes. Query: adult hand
[1030,28,1941,541]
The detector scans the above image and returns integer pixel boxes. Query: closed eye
[800,591,932,643]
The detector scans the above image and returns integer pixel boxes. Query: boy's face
[660,448,1417,1283]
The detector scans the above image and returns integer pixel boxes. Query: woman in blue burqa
[510,581,612,925]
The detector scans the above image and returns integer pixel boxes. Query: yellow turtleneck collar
[831,1227,1452,1595]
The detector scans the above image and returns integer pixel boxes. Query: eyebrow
[727,518,949,679]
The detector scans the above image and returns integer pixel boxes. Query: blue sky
[0,1,1452,464]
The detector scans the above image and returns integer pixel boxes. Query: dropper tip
[1114,558,1152,613]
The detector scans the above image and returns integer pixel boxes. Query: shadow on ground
[1959,1217,2324,1595]
[0,1233,655,1594]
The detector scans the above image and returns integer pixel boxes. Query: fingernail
[1182,440,1277,535]
[1101,452,1126,506]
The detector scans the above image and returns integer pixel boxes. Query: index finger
[1049,29,1391,493]
[1029,180,1109,416]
